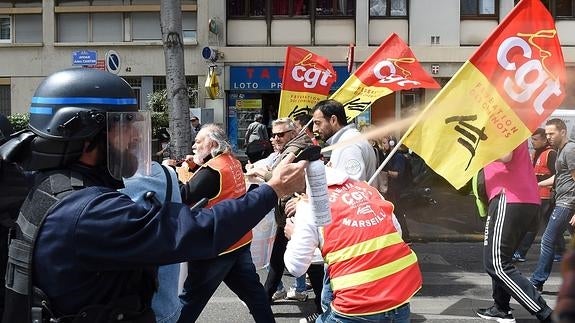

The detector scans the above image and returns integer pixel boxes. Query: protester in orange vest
[513,128,559,262]
[284,166,422,322]
[177,124,274,322]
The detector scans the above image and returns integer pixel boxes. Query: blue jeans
[178,245,273,322]
[321,265,333,312]
[294,274,306,293]
[317,303,410,323]
[531,205,574,286]
[152,264,182,323]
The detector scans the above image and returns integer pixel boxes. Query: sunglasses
[272,130,293,138]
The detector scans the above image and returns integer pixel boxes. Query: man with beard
[177,124,274,322]
[531,118,575,293]
[0,69,307,323]
[312,99,377,182]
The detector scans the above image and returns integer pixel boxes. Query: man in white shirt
[312,99,377,182]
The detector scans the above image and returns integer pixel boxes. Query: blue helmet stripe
[30,106,54,115]
[31,97,137,105]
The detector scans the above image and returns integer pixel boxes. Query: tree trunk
[160,0,193,160]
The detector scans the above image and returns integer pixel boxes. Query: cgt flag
[278,47,336,118]
[330,33,440,122]
[403,0,566,189]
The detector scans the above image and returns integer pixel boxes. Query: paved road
[195,241,563,322]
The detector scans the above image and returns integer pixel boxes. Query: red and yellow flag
[278,47,336,118]
[403,0,566,189]
[330,33,440,122]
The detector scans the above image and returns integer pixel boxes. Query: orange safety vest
[321,180,422,316]
[534,148,553,199]
[191,153,251,254]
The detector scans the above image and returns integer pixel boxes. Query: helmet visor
[106,111,152,180]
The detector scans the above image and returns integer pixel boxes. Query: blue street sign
[106,50,121,74]
[72,50,97,66]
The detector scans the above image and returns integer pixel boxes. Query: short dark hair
[293,113,313,132]
[312,99,348,126]
[532,128,546,138]
[546,118,566,131]
[191,116,199,121]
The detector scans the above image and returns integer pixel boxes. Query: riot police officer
[0,68,306,323]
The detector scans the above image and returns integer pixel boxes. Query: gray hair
[199,123,232,157]
[272,117,296,131]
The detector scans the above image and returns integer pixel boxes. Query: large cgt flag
[278,47,336,118]
[330,33,440,122]
[403,0,566,189]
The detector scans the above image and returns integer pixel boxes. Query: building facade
[1,0,574,152]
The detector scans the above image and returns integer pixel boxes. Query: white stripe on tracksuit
[491,192,541,313]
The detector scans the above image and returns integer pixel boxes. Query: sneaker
[512,252,526,262]
[271,288,287,301]
[299,312,320,323]
[286,288,308,302]
[533,283,543,292]
[554,255,562,262]
[476,305,516,323]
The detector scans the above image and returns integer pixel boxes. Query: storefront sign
[230,66,349,91]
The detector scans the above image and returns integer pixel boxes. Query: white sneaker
[286,288,308,301]
[271,288,287,301]
[299,312,320,323]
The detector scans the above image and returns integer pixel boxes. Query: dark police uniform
[3,162,277,322]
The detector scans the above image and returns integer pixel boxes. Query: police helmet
[0,68,151,179]
[29,68,138,140]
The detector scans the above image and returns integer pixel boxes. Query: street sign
[72,50,97,66]
[106,50,121,74]
[84,59,105,71]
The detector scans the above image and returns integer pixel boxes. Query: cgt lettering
[497,36,562,115]
[292,66,333,89]
[342,191,369,206]
[373,60,420,87]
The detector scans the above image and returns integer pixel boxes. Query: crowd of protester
[1,68,575,323]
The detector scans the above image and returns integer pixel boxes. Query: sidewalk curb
[411,233,485,243]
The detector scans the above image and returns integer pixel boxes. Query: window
[131,12,161,40]
[461,0,497,17]
[370,0,408,17]
[58,13,123,42]
[0,16,10,43]
[227,0,266,17]
[272,0,309,16]
[182,11,197,41]
[92,13,123,42]
[315,0,355,16]
[537,0,575,18]
[0,84,10,116]
[14,14,42,43]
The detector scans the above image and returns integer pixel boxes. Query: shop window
[369,0,408,17]
[315,0,355,16]
[461,0,497,18]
